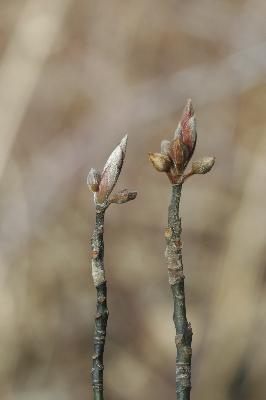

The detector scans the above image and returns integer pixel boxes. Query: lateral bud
[148,152,172,172]
[192,157,215,175]
[87,168,101,192]
[109,189,137,204]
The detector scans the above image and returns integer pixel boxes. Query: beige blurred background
[0,1,266,399]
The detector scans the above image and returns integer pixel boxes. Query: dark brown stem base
[165,184,193,400]
[91,209,109,400]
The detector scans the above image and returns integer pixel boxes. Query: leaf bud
[148,152,172,172]
[192,157,215,174]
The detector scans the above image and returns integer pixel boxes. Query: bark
[91,207,109,400]
[165,184,193,400]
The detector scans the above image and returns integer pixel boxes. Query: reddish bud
[169,137,185,172]
[181,115,197,155]
[173,100,197,168]
[181,98,194,127]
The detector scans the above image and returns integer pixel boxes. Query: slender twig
[166,183,193,398]
[88,135,137,400]
[149,99,215,399]
[91,205,107,400]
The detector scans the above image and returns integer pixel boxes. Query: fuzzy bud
[192,157,215,175]
[109,189,137,204]
[95,135,127,204]
[87,168,101,192]
[148,152,172,172]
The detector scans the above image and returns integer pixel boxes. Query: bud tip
[120,134,128,156]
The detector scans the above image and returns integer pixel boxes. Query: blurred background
[0,1,266,399]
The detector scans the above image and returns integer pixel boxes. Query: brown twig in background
[87,135,137,400]
[149,100,215,400]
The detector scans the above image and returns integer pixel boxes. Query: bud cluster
[87,135,137,206]
[148,99,215,183]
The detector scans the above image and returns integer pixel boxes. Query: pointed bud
[120,134,128,157]
[87,168,101,192]
[148,152,172,172]
[172,100,197,169]
[109,189,137,204]
[161,140,171,155]
[95,135,127,204]
[192,157,215,175]
[182,115,197,153]
[182,99,194,126]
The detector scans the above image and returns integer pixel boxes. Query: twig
[87,135,137,400]
[149,100,215,399]
[166,182,193,398]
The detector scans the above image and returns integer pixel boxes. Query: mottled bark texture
[88,135,137,400]
[91,207,108,400]
[149,99,215,400]
[165,184,192,399]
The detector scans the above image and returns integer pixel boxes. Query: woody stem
[165,184,193,400]
[91,208,109,400]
